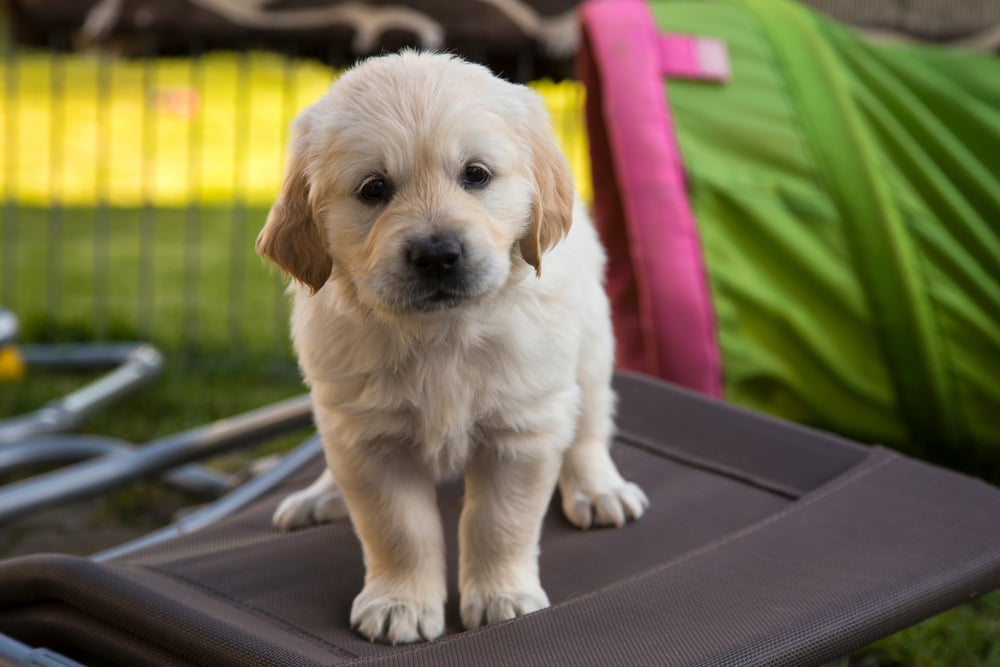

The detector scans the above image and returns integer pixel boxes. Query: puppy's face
[257,52,574,315]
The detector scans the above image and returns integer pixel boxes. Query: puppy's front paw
[460,584,549,630]
[560,477,649,530]
[351,585,445,644]
[272,486,348,531]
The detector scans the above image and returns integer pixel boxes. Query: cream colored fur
[259,51,647,644]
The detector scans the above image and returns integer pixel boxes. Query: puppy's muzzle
[402,231,480,311]
[406,232,465,279]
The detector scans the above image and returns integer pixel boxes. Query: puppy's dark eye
[462,164,491,189]
[358,176,391,203]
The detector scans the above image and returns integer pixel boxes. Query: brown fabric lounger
[1,372,998,666]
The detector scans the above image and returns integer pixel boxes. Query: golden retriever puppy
[258,51,648,644]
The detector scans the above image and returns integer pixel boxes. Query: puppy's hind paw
[560,480,648,530]
[272,486,348,531]
[460,585,549,630]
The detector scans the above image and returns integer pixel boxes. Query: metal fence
[0,30,589,358]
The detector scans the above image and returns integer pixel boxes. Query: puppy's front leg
[459,434,563,630]
[330,445,446,644]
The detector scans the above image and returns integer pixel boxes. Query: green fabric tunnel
[580,0,1000,460]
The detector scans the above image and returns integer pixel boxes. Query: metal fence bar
[93,52,113,338]
[272,49,299,353]
[183,46,205,350]
[45,41,66,321]
[227,50,251,347]
[1,38,17,312]
[138,48,158,339]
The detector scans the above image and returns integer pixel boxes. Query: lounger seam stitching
[139,564,359,661]
[616,431,803,498]
[616,450,895,576]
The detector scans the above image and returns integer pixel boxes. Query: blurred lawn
[856,591,1000,667]
[4,204,289,353]
[0,49,590,351]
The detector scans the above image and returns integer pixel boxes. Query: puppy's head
[256,51,574,314]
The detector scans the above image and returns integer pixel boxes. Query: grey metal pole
[0,633,85,667]
[93,433,322,562]
[0,394,312,523]
[0,344,163,446]
[0,435,236,497]
[0,308,16,346]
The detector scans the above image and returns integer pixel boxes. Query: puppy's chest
[361,348,518,474]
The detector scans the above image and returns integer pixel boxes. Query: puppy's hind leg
[558,327,648,529]
[272,468,349,531]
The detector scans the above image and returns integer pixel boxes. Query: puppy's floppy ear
[518,94,575,276]
[256,110,333,293]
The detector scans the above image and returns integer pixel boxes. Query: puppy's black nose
[407,233,464,277]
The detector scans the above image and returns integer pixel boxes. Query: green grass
[3,205,290,353]
[0,345,305,444]
[851,592,1000,667]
